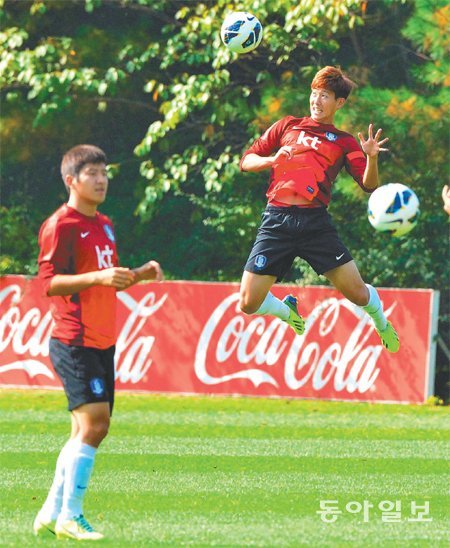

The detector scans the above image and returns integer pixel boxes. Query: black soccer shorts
[49,338,116,414]
[244,205,353,282]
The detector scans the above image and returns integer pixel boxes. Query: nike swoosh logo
[81,232,89,238]
[77,485,87,489]
[336,253,345,260]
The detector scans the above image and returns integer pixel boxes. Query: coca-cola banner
[0,276,439,403]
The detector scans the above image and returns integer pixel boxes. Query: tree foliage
[0,0,448,394]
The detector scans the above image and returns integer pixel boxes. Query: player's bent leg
[239,271,277,314]
[323,261,400,352]
[323,261,369,306]
[239,271,304,336]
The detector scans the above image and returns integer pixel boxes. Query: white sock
[58,441,97,521]
[39,439,75,521]
[362,284,387,331]
[254,292,290,320]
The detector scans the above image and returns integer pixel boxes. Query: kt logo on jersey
[296,130,322,150]
[96,245,114,269]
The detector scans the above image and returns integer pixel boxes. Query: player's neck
[311,114,335,125]
[67,196,98,217]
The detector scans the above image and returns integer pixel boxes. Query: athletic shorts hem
[243,266,282,279]
[67,395,112,413]
[316,255,353,276]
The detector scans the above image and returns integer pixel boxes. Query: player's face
[70,163,109,206]
[310,88,345,124]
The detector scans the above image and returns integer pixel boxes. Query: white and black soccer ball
[368,183,420,237]
[220,12,263,54]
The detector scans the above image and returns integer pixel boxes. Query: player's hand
[134,260,164,282]
[272,146,294,164]
[97,267,136,290]
[358,124,389,157]
[442,185,450,215]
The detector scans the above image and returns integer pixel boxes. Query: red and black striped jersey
[240,116,371,207]
[38,204,119,349]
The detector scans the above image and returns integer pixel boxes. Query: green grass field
[0,390,448,546]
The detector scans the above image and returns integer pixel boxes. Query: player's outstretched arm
[358,124,389,191]
[47,268,136,296]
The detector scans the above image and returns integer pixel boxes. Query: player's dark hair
[311,66,355,99]
[61,144,107,191]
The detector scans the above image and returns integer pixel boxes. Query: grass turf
[0,390,448,546]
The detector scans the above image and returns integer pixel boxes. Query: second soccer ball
[368,183,420,237]
[220,12,263,54]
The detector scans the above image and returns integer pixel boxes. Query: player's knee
[83,419,110,445]
[348,286,370,307]
[95,419,110,441]
[240,302,258,315]
[239,294,258,315]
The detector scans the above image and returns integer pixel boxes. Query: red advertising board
[0,275,439,403]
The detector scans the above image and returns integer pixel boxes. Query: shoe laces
[74,515,94,532]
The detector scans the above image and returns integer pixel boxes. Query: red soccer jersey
[38,204,119,349]
[240,116,370,206]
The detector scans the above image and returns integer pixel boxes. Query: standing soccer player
[239,66,399,352]
[33,145,163,540]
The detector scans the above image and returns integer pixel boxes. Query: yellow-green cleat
[282,295,305,336]
[376,320,400,353]
[55,514,104,541]
[33,514,56,537]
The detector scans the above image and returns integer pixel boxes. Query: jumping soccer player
[34,145,163,540]
[239,66,399,353]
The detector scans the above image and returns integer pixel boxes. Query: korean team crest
[103,224,115,242]
[255,254,268,269]
[90,378,105,396]
[325,132,338,142]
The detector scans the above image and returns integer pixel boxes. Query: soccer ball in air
[368,183,420,237]
[220,12,263,54]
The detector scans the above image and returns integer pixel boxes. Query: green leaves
[1,0,448,293]
[0,27,28,50]
[402,0,449,86]
[1,0,448,396]
[0,205,38,275]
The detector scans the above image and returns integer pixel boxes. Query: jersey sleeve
[38,218,74,295]
[344,137,371,192]
[240,116,293,171]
